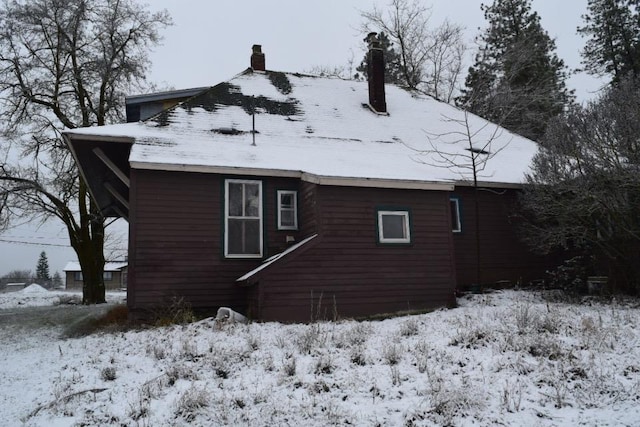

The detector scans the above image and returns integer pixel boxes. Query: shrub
[153,297,196,326]
[282,353,297,377]
[398,317,420,337]
[382,343,402,365]
[314,353,334,375]
[101,366,117,381]
[175,385,209,422]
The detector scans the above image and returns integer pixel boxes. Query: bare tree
[360,0,466,102]
[411,110,510,287]
[0,0,171,304]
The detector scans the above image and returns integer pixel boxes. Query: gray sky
[0,0,603,277]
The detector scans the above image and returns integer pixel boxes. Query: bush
[152,297,196,326]
[545,256,589,295]
[101,366,117,381]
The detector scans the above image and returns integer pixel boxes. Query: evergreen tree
[459,0,573,141]
[354,32,403,84]
[578,0,640,84]
[52,271,63,289]
[36,251,50,283]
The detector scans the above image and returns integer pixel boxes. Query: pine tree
[354,32,403,85]
[459,0,573,141]
[35,251,50,283]
[578,0,640,84]
[52,271,63,289]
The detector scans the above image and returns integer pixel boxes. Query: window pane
[382,214,406,239]
[228,218,260,255]
[103,272,113,281]
[280,193,293,208]
[280,209,295,227]
[450,200,460,231]
[245,184,260,217]
[228,183,243,216]
[243,219,260,254]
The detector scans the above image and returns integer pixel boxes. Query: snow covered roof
[63,262,128,272]
[65,69,538,188]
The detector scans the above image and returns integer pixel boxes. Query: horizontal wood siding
[299,181,318,237]
[452,187,554,288]
[255,186,457,322]
[128,170,302,317]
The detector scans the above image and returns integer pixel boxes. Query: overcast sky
[0,0,604,277]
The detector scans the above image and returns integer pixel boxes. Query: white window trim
[277,190,298,230]
[378,210,411,244]
[450,197,462,233]
[224,179,263,258]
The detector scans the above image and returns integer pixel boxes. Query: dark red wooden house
[65,41,547,322]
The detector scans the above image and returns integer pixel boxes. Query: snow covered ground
[0,284,126,309]
[1,288,639,426]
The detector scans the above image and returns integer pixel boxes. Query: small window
[103,271,113,281]
[277,190,298,230]
[74,272,83,281]
[450,197,461,233]
[378,210,411,244]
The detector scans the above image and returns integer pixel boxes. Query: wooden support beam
[93,147,130,187]
[104,182,129,210]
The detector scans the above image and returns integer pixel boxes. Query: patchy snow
[1,290,639,426]
[66,71,538,187]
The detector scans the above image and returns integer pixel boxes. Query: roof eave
[454,180,526,190]
[129,161,455,191]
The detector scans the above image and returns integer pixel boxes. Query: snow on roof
[66,70,538,186]
[63,261,128,272]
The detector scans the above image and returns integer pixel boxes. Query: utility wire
[0,238,70,247]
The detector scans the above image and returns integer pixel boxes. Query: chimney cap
[366,32,380,49]
[251,44,265,71]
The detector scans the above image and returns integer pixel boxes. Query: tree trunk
[73,179,106,304]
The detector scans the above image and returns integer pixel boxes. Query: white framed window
[377,210,411,244]
[225,179,263,258]
[450,197,462,233]
[277,190,298,230]
[73,271,113,282]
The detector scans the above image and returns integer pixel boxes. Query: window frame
[103,271,113,281]
[450,197,462,233]
[224,179,263,258]
[73,272,83,281]
[377,209,412,244]
[277,190,298,230]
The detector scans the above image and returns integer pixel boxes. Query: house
[63,261,128,290]
[4,283,27,292]
[63,40,552,322]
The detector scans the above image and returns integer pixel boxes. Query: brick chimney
[251,44,265,71]
[366,32,387,113]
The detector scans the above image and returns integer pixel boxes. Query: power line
[0,238,71,247]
